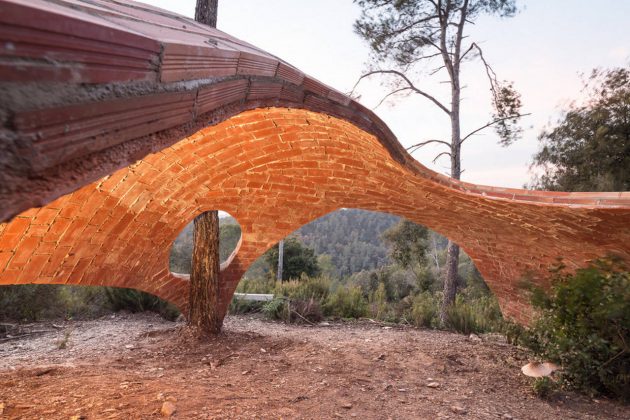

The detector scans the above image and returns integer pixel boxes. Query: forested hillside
[296,209,400,276]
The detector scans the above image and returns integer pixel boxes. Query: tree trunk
[276,239,284,281]
[439,64,462,327]
[186,0,222,337]
[195,0,218,27]
[188,211,222,336]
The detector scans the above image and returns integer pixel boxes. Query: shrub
[262,297,286,320]
[229,298,264,314]
[259,276,330,323]
[0,285,110,321]
[369,282,389,320]
[524,258,630,401]
[0,285,63,321]
[532,377,557,399]
[104,287,180,321]
[445,293,503,334]
[273,275,330,302]
[236,277,276,294]
[408,291,438,328]
[286,298,324,323]
[324,285,368,318]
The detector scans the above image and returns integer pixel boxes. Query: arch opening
[169,211,242,276]
[232,208,503,333]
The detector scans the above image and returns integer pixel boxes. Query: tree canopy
[265,237,320,281]
[530,67,630,192]
[381,219,429,269]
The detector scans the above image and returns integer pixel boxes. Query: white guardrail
[233,293,274,302]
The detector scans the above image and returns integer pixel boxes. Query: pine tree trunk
[440,241,460,325]
[195,0,218,27]
[439,66,462,327]
[188,211,222,336]
[186,0,222,337]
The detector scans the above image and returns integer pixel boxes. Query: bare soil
[0,313,627,419]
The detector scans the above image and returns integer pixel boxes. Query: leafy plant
[262,298,287,320]
[532,377,557,399]
[444,293,503,334]
[408,291,438,328]
[324,285,368,318]
[524,257,630,401]
[104,287,180,321]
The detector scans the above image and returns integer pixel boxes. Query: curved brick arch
[1,108,629,323]
[1,0,629,324]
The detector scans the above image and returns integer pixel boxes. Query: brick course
[0,108,628,323]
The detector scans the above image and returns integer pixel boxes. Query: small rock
[450,404,467,415]
[260,348,266,353]
[468,333,482,343]
[156,392,165,401]
[0,402,4,415]
[165,396,177,403]
[124,344,134,349]
[341,402,353,409]
[241,370,250,375]
[319,322,330,326]
[161,401,177,417]
[426,382,441,388]
[502,415,513,419]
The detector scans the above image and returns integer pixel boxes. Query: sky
[146,0,630,188]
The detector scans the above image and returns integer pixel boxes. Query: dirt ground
[0,313,627,419]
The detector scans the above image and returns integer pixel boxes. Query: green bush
[229,298,264,314]
[0,284,110,321]
[235,277,276,294]
[445,293,503,334]
[104,287,180,321]
[324,285,368,318]
[255,276,331,323]
[286,298,324,323]
[262,297,286,320]
[408,291,438,328]
[532,377,557,399]
[273,275,330,302]
[369,282,389,320]
[524,258,630,401]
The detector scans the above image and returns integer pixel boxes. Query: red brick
[0,105,629,326]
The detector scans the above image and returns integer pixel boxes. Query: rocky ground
[0,313,627,419]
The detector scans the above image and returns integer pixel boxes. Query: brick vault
[1,0,629,323]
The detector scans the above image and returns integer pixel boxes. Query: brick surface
[1,108,629,324]
[1,0,629,326]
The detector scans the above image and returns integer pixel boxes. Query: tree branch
[373,87,413,109]
[472,42,499,96]
[352,70,451,115]
[407,139,451,153]
[460,113,531,145]
[432,151,452,163]
[381,14,440,38]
